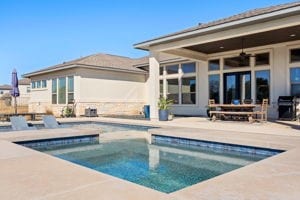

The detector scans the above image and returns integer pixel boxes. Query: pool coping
[0,120,299,199]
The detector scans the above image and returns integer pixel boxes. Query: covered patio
[135,2,300,120]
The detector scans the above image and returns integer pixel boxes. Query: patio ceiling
[184,25,300,54]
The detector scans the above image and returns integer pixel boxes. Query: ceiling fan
[238,38,255,60]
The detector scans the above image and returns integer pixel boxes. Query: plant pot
[159,109,169,121]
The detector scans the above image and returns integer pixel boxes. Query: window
[42,80,47,88]
[58,77,66,104]
[52,79,57,104]
[31,82,36,89]
[166,64,178,74]
[26,87,31,93]
[36,81,41,88]
[208,75,220,103]
[182,77,196,104]
[208,59,220,71]
[255,53,269,66]
[182,63,196,73]
[290,67,300,97]
[224,56,249,69]
[159,67,164,75]
[67,76,74,104]
[290,48,300,63]
[159,80,163,97]
[255,70,270,104]
[0,91,3,94]
[167,78,179,104]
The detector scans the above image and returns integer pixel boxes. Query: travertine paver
[0,117,299,199]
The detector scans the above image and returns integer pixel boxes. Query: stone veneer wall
[76,102,145,116]
[29,102,146,117]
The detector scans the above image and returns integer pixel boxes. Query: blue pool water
[37,138,273,193]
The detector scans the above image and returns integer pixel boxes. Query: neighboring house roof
[18,78,31,85]
[0,84,12,90]
[135,1,300,49]
[23,53,148,78]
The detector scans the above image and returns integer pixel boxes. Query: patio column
[148,51,160,120]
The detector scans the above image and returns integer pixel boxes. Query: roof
[135,1,300,49]
[18,78,31,85]
[23,53,148,77]
[0,84,11,90]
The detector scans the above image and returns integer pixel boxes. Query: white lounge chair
[43,115,62,129]
[10,116,37,131]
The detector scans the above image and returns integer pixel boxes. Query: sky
[0,0,295,84]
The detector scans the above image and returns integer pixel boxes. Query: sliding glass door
[224,71,251,104]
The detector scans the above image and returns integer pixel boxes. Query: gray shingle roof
[24,53,147,77]
[135,1,300,47]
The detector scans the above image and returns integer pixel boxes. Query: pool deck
[0,117,299,199]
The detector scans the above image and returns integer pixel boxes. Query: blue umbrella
[10,69,20,114]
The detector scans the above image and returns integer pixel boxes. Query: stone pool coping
[0,120,299,199]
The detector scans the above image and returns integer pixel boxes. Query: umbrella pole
[14,96,17,114]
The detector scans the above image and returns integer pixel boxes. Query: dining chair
[254,99,268,122]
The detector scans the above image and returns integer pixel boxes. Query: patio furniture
[10,116,37,131]
[209,104,256,122]
[254,99,268,122]
[43,115,62,129]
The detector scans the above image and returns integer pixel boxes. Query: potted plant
[158,97,173,121]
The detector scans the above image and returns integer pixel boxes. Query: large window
[290,67,300,97]
[159,80,163,97]
[166,64,179,74]
[224,56,249,69]
[52,79,57,104]
[208,59,220,71]
[68,76,74,104]
[182,77,196,104]
[52,76,74,104]
[167,79,179,104]
[290,48,300,63]
[208,75,220,103]
[182,63,196,73]
[255,53,270,66]
[255,70,270,104]
[58,77,66,104]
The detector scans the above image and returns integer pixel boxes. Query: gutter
[134,6,300,50]
[23,64,148,78]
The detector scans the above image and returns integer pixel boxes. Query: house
[0,84,11,97]
[0,78,31,105]
[134,1,300,119]
[23,54,148,117]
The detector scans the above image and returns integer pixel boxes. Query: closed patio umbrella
[10,69,20,114]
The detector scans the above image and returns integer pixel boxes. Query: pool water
[39,138,270,193]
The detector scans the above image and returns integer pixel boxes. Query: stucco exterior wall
[28,67,147,117]
[76,68,147,116]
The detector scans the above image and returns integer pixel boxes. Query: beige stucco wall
[76,68,147,116]
[28,67,147,117]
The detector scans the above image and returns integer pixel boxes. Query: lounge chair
[43,115,62,129]
[10,116,37,131]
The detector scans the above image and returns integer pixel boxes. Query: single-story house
[134,1,300,119]
[23,54,149,117]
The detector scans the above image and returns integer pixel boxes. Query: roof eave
[23,64,148,78]
[134,5,300,50]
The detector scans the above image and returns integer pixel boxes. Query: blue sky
[0,0,294,83]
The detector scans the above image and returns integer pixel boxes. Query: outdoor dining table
[210,104,257,111]
[209,104,257,121]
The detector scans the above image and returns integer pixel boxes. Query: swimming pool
[32,137,277,193]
